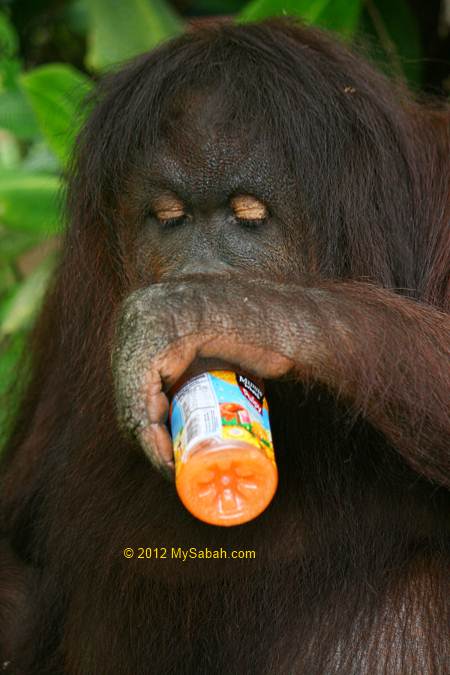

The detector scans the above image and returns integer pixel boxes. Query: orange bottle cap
[176,446,278,526]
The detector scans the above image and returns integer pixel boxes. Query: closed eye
[158,215,187,228]
[152,194,186,227]
[230,195,268,228]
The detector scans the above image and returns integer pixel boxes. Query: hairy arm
[113,276,450,485]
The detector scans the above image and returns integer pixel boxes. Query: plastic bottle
[169,363,278,526]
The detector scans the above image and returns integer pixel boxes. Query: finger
[199,339,294,379]
[140,424,175,479]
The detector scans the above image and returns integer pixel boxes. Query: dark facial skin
[131,95,304,285]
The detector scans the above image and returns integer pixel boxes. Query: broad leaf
[0,171,61,234]
[239,0,331,24]
[239,0,362,38]
[0,260,15,295]
[360,0,422,86]
[0,130,21,170]
[0,11,18,59]
[20,64,92,165]
[0,228,41,261]
[0,56,40,139]
[86,0,184,71]
[317,0,362,38]
[0,254,56,337]
[0,88,40,139]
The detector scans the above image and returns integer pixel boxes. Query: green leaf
[317,0,362,38]
[0,333,25,395]
[20,64,92,165]
[86,0,184,72]
[239,0,331,23]
[0,56,40,140]
[0,11,19,59]
[360,0,423,86]
[0,254,55,337]
[64,0,89,37]
[0,170,61,234]
[0,228,41,261]
[0,260,16,295]
[0,56,21,91]
[0,88,40,139]
[239,0,362,37]
[0,130,21,170]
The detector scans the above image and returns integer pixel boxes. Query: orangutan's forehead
[145,96,280,207]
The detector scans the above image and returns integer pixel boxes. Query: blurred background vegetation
[0,0,449,444]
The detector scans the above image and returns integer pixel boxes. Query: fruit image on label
[170,370,278,526]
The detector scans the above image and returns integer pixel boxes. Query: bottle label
[170,370,275,475]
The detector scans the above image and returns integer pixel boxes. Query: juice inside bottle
[169,368,278,526]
